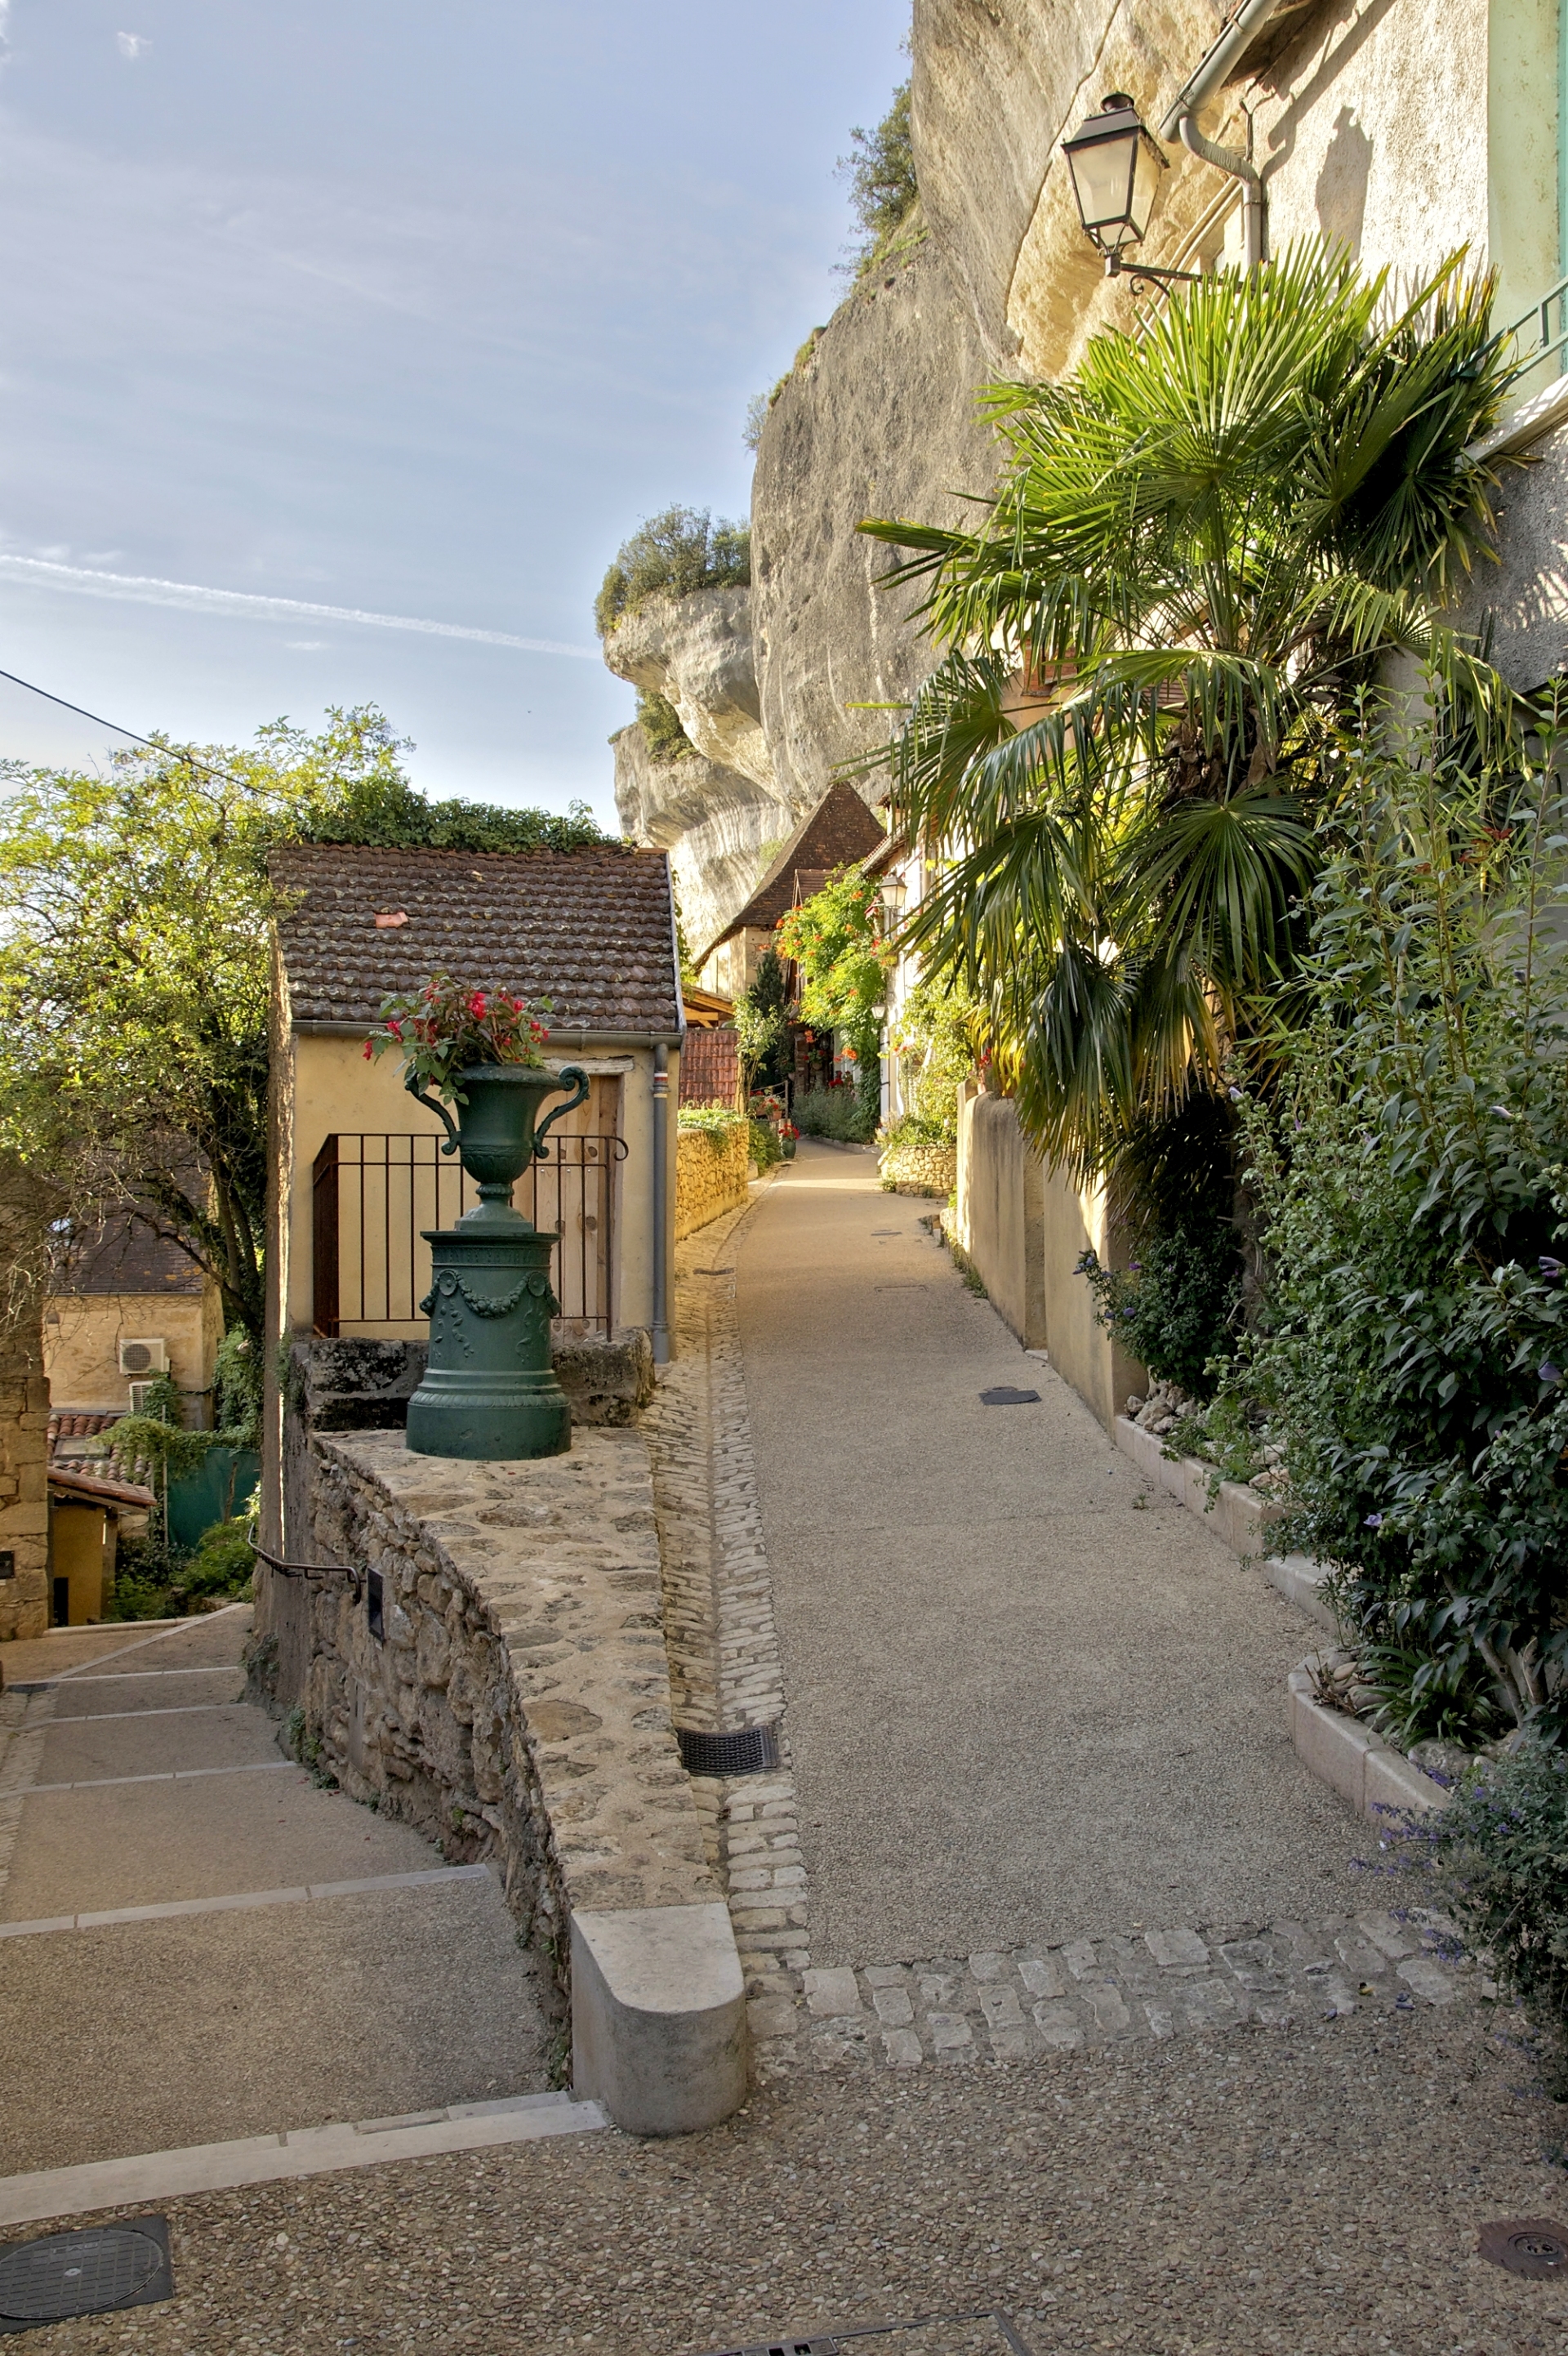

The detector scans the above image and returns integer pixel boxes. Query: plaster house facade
[43,1211,223,1423]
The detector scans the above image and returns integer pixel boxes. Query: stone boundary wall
[0,1328,47,1644]
[675,1121,749,1242]
[274,1425,745,2132]
[878,1139,956,1198]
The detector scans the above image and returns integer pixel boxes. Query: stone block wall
[675,1122,749,1241]
[270,1428,726,2037]
[0,1316,48,1643]
[878,1138,957,1198]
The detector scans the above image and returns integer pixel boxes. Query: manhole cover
[698,2314,1034,2355]
[0,2219,172,2330]
[1478,2218,1568,2278]
[979,1386,1040,1406]
[676,1723,782,1777]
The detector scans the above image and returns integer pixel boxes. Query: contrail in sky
[0,554,599,658]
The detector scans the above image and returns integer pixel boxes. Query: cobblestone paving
[790,1904,1476,2074]
[648,1183,813,2013]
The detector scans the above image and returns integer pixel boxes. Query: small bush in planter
[1398,1739,1568,2091]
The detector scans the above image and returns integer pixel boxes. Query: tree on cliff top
[0,707,606,1351]
[839,79,918,274]
[595,506,751,639]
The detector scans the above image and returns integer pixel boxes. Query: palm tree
[860,244,1520,1186]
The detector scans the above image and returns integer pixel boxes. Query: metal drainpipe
[1158,0,1280,271]
[652,1042,670,1364]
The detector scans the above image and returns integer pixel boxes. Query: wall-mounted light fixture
[1062,95,1200,285]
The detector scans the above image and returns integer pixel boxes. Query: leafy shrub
[1405,1740,1568,2089]
[793,1083,875,1143]
[1234,721,1568,1733]
[1077,1221,1241,1400]
[180,1510,256,1602]
[748,1118,782,1171]
[595,507,750,639]
[838,81,919,274]
[878,1112,948,1149]
[735,949,790,1090]
[1357,1636,1508,1751]
[889,975,977,1140]
[637,689,693,765]
[301,765,604,852]
[678,1106,745,1155]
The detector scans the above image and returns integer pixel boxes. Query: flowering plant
[364,971,550,1101]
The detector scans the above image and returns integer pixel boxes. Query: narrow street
[737,1139,1365,1966]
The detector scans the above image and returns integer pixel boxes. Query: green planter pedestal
[403,1060,589,1461]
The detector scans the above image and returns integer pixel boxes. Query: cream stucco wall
[955,1087,1146,1429]
[43,1287,220,1417]
[277,1031,676,1346]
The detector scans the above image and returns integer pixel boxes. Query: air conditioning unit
[127,1381,164,1417]
[118,1338,168,1377]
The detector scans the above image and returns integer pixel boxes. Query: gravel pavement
[21,2000,1568,2354]
[735,1141,1365,1966]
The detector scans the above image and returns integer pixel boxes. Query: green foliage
[1232,712,1568,1731]
[862,246,1521,1190]
[878,1112,949,1149]
[0,706,589,1355]
[212,1326,261,1444]
[889,974,978,1138]
[180,1510,256,1602]
[1166,1390,1267,1489]
[366,973,550,1102]
[748,1118,782,1171]
[636,690,694,765]
[1077,1222,1241,1399]
[775,865,891,1127]
[792,1083,875,1144]
[1404,1741,1568,2088]
[678,1106,745,1157]
[595,507,751,639]
[735,949,791,1089]
[1357,1637,1508,1751]
[838,81,919,271]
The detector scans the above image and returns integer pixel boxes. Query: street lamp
[1061,93,1200,286]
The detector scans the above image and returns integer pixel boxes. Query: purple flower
[1539,1362,1562,1385]
[1541,1257,1564,1278]
[1228,1087,1243,1100]
[1364,1513,1383,1528]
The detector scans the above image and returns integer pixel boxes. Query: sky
[0,0,911,823]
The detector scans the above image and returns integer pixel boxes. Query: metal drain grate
[0,2218,172,2331]
[979,1386,1040,1407]
[1478,2218,1568,2277]
[676,1723,782,1777]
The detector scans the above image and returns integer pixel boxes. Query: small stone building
[44,1211,223,1421]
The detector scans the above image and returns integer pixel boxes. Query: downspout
[652,1044,670,1364]
[1158,0,1281,270]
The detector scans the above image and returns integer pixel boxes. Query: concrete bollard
[570,1901,747,2135]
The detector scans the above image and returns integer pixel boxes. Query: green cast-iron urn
[404,1060,589,1461]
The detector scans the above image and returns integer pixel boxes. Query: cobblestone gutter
[292,1426,746,2131]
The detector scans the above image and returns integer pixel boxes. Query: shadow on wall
[1315,106,1371,257]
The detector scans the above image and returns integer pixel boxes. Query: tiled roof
[702,783,887,957]
[47,1411,123,1461]
[271,845,682,1037]
[48,1464,158,1511]
[52,1212,204,1297]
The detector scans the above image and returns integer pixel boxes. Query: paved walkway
[735,1139,1367,1969]
[0,1604,552,2181]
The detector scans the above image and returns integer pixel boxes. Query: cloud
[117,33,149,60]
[284,640,326,650]
[0,556,599,658]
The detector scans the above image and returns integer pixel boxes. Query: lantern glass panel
[1070,126,1140,239]
[1127,132,1163,243]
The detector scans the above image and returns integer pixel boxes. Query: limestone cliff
[612,720,791,966]
[750,235,1000,815]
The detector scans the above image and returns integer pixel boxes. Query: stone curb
[1113,1415,1338,1634]
[1286,1654,1450,1823]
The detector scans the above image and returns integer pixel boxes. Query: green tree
[860,245,1518,1189]
[0,707,606,1354]
[595,507,751,640]
[838,80,919,272]
[774,867,891,1127]
[734,948,791,1092]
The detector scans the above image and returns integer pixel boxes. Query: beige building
[264,843,684,1543]
[43,1211,222,1421]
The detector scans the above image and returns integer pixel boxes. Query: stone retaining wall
[675,1122,750,1241]
[878,1139,957,1198]
[269,1426,745,2131]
